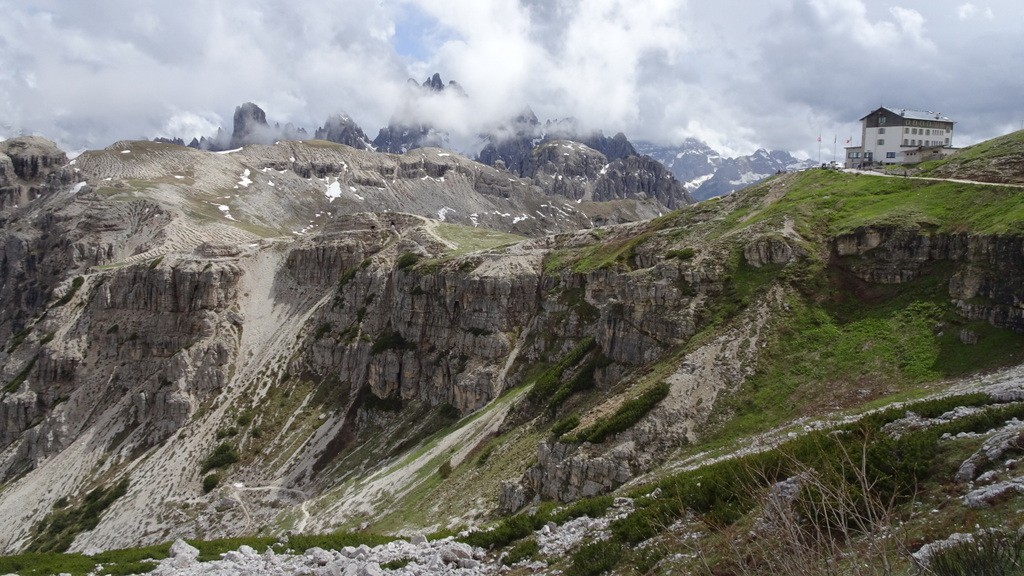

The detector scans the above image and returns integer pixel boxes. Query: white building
[844,107,956,168]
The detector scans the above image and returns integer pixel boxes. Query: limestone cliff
[0,141,1022,556]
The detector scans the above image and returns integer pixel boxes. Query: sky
[0,0,1021,159]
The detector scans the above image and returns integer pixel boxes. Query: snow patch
[437,207,455,221]
[684,173,714,191]
[71,181,87,194]
[268,180,275,187]
[173,175,184,180]
[512,214,529,224]
[325,180,342,201]
[237,169,252,188]
[120,149,131,154]
[217,205,236,221]
[216,147,243,155]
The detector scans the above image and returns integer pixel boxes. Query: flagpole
[833,135,837,164]
[817,135,821,165]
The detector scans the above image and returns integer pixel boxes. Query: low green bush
[27,478,131,553]
[566,540,623,576]
[575,382,670,443]
[381,557,413,569]
[551,414,581,437]
[396,252,420,270]
[460,514,540,550]
[502,538,539,566]
[550,495,614,524]
[528,338,597,403]
[52,277,85,308]
[200,443,239,473]
[371,331,415,355]
[202,473,220,493]
[928,528,1024,576]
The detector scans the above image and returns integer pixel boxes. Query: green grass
[747,170,1024,235]
[28,478,130,553]
[433,223,526,256]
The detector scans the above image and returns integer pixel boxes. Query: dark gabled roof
[860,106,955,123]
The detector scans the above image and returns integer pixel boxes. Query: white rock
[168,538,200,561]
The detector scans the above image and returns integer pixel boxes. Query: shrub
[566,540,623,576]
[371,331,415,355]
[551,414,581,437]
[438,461,453,479]
[576,382,670,443]
[52,276,84,308]
[550,495,614,524]
[6,327,31,352]
[548,354,613,413]
[527,338,597,403]
[503,538,539,566]
[396,252,420,270]
[381,557,413,569]
[202,473,220,493]
[27,478,130,553]
[927,529,1024,576]
[460,514,539,550]
[665,248,696,260]
[200,442,239,473]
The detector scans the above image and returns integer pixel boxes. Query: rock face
[635,139,814,200]
[315,114,373,150]
[0,136,69,210]
[372,73,464,154]
[833,225,1024,332]
[478,114,695,210]
[230,102,272,148]
[1,145,1023,555]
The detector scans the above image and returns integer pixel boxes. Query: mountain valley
[1,128,1024,575]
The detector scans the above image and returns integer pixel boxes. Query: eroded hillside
[1,137,1023,571]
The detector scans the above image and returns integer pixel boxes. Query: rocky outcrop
[833,226,1024,332]
[314,114,372,150]
[478,116,694,209]
[0,136,69,210]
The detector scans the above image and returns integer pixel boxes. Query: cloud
[0,0,1021,157]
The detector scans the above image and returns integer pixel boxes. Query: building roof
[860,106,955,123]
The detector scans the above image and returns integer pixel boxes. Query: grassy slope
[5,144,1024,573]
[917,129,1024,183]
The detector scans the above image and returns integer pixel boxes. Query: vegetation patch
[4,356,37,393]
[570,382,670,443]
[502,538,539,566]
[202,473,221,493]
[200,442,239,473]
[527,338,597,403]
[52,276,84,308]
[27,478,130,553]
[370,331,415,355]
[395,252,420,270]
[6,326,31,353]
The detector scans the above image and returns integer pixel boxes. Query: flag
[833,135,837,144]
[817,135,821,142]
[846,136,852,144]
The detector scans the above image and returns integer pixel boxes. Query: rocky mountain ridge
[635,139,815,200]
[1,131,1023,575]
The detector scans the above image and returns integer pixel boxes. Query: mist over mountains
[157,73,809,201]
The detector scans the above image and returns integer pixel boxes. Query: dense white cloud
[0,0,1021,157]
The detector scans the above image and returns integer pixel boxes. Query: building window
[905,127,910,134]
[886,152,896,158]
[879,116,886,125]
[877,139,884,145]
[903,139,909,146]
[945,138,950,145]
[878,127,886,134]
